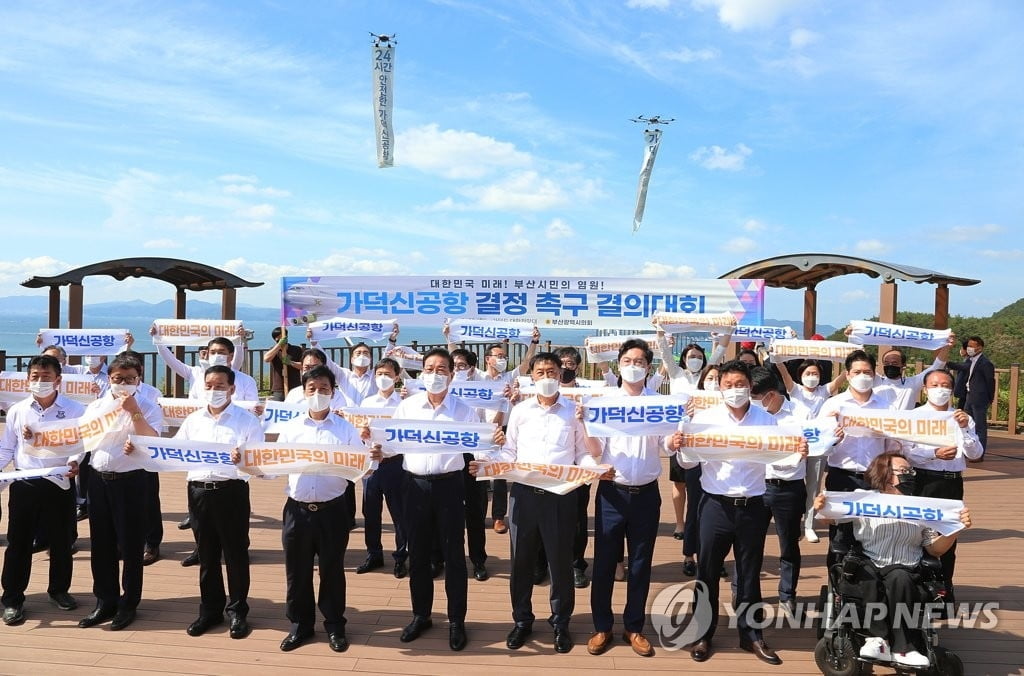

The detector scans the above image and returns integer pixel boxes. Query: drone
[630,115,675,125]
[370,32,397,43]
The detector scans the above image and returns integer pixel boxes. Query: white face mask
[375,375,395,392]
[535,377,560,397]
[704,379,719,392]
[28,380,56,398]
[751,396,767,410]
[619,364,647,384]
[926,386,953,407]
[801,374,820,389]
[204,389,229,407]
[848,374,874,393]
[420,373,449,394]
[110,383,137,398]
[198,358,210,370]
[966,347,977,357]
[305,392,332,413]
[492,358,508,372]
[352,354,371,368]
[722,387,750,408]
[85,355,103,368]
[452,370,469,382]
[685,357,704,373]
[208,353,229,367]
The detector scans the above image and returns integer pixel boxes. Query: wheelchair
[814,530,964,676]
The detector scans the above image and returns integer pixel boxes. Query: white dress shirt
[682,402,779,497]
[175,402,265,482]
[788,383,831,417]
[388,390,488,475]
[819,388,897,471]
[873,357,945,410]
[321,354,376,404]
[765,398,810,481]
[361,390,402,409]
[86,393,164,473]
[0,393,86,489]
[584,387,669,486]
[495,394,590,467]
[277,412,364,502]
[903,404,982,472]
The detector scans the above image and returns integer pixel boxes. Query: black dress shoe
[431,562,445,579]
[110,608,136,631]
[178,516,192,530]
[76,505,89,522]
[186,615,223,636]
[229,616,251,639]
[506,624,532,650]
[181,551,200,567]
[449,621,467,651]
[720,565,730,579]
[554,627,573,653]
[143,548,160,566]
[741,639,782,665]
[79,605,117,628]
[49,592,78,611]
[473,563,488,581]
[280,629,314,651]
[394,560,408,579]
[573,568,589,589]
[682,559,697,577]
[356,556,384,574]
[31,540,48,553]
[328,631,349,652]
[690,639,711,662]
[400,616,432,642]
[2,605,25,626]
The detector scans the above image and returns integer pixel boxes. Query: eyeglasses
[109,376,139,384]
[891,467,916,476]
[454,363,470,371]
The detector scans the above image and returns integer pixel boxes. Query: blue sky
[1,0,1021,329]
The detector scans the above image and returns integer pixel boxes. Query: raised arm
[517,327,541,375]
[656,329,683,380]
[150,325,192,381]
[232,326,247,371]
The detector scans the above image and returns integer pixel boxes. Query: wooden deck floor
[1,434,1021,675]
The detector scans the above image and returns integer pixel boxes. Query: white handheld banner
[0,372,97,407]
[847,321,951,351]
[632,128,662,233]
[39,328,128,355]
[384,345,422,371]
[840,407,956,448]
[338,406,396,429]
[151,319,243,347]
[309,316,395,343]
[583,334,663,363]
[769,339,861,364]
[446,319,534,345]
[127,435,237,473]
[23,396,129,459]
[733,325,797,342]
[800,418,841,457]
[238,442,372,480]
[675,423,805,465]
[370,419,497,455]
[0,466,69,490]
[583,395,689,437]
[474,461,609,495]
[448,380,508,411]
[372,35,395,168]
[818,490,965,536]
[653,311,737,334]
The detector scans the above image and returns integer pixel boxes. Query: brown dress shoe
[586,631,613,655]
[690,639,711,662]
[493,519,508,534]
[623,631,654,657]
[741,639,782,665]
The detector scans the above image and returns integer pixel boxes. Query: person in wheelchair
[813,452,971,669]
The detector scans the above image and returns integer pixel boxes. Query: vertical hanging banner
[372,34,395,168]
[633,127,662,233]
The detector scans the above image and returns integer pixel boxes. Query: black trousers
[87,470,148,610]
[825,467,870,568]
[461,458,487,566]
[696,493,769,643]
[963,398,989,455]
[536,483,591,572]
[188,480,250,619]
[144,472,163,551]
[345,480,357,521]
[872,566,925,653]
[682,465,703,557]
[591,481,661,633]
[1,478,75,607]
[490,479,508,520]
[283,495,351,633]
[915,470,964,590]
[405,472,467,622]
[362,458,408,562]
[509,484,577,628]
[764,479,807,602]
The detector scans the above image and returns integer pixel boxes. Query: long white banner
[372,36,395,168]
[475,461,609,496]
[23,396,129,459]
[583,395,688,437]
[151,319,243,347]
[632,128,661,233]
[280,276,766,331]
[800,418,840,457]
[847,320,951,350]
[339,406,396,430]
[0,372,98,406]
[733,325,797,342]
[370,419,497,455]
[840,407,956,447]
[584,334,663,363]
[448,380,508,411]
[0,466,69,490]
[39,328,128,355]
[769,339,861,364]
[384,345,423,371]
[652,311,737,334]
[238,442,372,480]
[447,318,535,345]
[818,490,965,536]
[676,423,805,464]
[309,316,395,342]
[127,435,237,472]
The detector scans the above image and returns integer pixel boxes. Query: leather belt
[188,479,243,490]
[916,468,962,480]
[98,470,146,481]
[410,470,461,481]
[830,466,865,479]
[708,492,763,506]
[765,478,803,487]
[613,480,658,494]
[290,494,345,512]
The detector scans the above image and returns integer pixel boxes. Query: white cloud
[936,223,1004,241]
[721,236,758,253]
[142,238,182,249]
[217,174,257,184]
[237,203,275,220]
[626,0,672,9]
[638,262,698,278]
[743,218,766,232]
[451,236,534,262]
[433,171,571,212]
[545,218,575,239]
[978,249,1024,260]
[222,183,291,198]
[855,239,888,254]
[222,250,413,282]
[692,0,808,31]
[789,28,820,49]
[0,256,70,284]
[397,124,532,180]
[841,289,871,302]
[661,46,718,63]
[690,143,752,171]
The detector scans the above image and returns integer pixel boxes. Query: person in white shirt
[903,368,981,601]
[76,354,163,631]
[284,349,352,409]
[136,364,264,640]
[150,328,256,401]
[669,360,807,665]
[268,366,363,653]
[585,339,671,659]
[377,348,504,652]
[0,355,85,626]
[875,339,953,410]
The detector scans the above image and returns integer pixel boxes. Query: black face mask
[560,369,576,384]
[883,364,903,380]
[895,475,916,495]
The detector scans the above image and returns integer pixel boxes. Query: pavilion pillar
[172,288,187,397]
[878,281,898,368]
[67,283,84,365]
[803,285,818,339]
[48,286,61,329]
[221,287,237,320]
[934,283,950,330]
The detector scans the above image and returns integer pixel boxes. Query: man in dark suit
[948,335,995,458]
